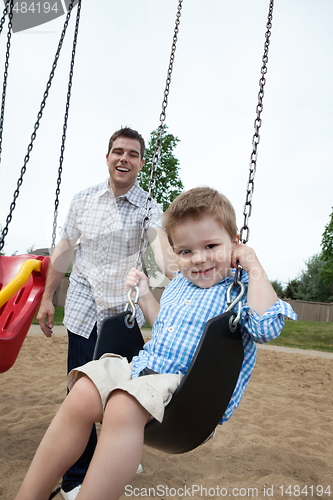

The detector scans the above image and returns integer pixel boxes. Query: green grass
[145,319,333,353]
[271,320,333,353]
[32,308,333,353]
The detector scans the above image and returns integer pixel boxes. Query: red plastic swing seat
[0,254,50,373]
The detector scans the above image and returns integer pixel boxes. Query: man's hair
[107,127,145,159]
[163,187,238,246]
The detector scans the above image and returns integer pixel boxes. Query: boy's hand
[231,243,278,317]
[125,268,160,327]
[125,268,150,296]
[231,243,262,276]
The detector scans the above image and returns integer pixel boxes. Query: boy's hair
[163,187,238,246]
[107,127,145,159]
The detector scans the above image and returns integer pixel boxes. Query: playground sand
[0,330,332,500]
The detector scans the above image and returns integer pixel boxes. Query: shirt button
[168,327,174,332]
[185,299,190,305]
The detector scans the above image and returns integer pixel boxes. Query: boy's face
[171,215,239,288]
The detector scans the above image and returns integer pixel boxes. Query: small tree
[284,279,300,300]
[295,254,332,302]
[138,126,184,211]
[138,127,184,280]
[321,207,333,289]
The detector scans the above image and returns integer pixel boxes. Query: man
[37,127,176,500]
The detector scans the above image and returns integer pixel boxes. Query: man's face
[107,136,144,197]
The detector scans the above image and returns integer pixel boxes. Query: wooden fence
[284,298,333,323]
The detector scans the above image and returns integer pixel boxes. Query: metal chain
[51,0,81,249]
[0,0,77,252]
[239,0,274,245]
[0,0,10,35]
[136,0,183,269]
[0,0,13,164]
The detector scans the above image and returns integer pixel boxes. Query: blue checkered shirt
[61,179,163,338]
[132,271,297,424]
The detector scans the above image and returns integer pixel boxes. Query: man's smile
[116,166,130,172]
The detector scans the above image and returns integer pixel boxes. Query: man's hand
[36,237,76,338]
[36,299,55,338]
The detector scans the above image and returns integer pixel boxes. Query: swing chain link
[135,0,183,271]
[0,0,13,165]
[239,0,274,245]
[124,286,140,327]
[226,280,246,330]
[51,0,81,249]
[0,0,77,253]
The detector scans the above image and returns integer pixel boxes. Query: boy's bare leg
[77,390,150,500]
[15,376,103,500]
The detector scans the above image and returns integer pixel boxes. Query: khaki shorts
[68,353,182,423]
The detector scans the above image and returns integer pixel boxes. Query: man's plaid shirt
[61,179,163,338]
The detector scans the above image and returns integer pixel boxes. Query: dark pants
[61,324,98,493]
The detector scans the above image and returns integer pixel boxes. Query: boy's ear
[233,234,240,248]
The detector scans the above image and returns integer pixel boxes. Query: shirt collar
[121,181,146,207]
[95,178,111,198]
[96,179,144,208]
[177,269,237,289]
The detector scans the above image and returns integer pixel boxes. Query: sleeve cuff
[241,298,297,343]
[242,298,297,322]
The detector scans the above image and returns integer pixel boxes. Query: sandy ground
[0,327,332,500]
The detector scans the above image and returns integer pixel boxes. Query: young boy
[15,187,296,500]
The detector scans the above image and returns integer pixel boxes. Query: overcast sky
[0,0,332,286]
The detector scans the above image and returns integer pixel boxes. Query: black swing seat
[93,310,244,454]
[93,312,145,363]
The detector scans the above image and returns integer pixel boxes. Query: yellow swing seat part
[0,259,42,308]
